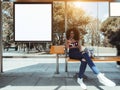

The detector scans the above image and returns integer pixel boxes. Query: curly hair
[66,27,80,41]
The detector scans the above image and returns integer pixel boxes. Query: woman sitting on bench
[66,28,116,89]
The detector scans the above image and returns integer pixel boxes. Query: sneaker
[97,73,116,87]
[77,78,87,89]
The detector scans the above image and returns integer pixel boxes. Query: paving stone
[0,58,120,90]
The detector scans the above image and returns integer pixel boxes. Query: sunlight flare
[73,2,82,8]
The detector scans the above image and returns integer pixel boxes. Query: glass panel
[100,3,120,56]
[67,1,98,57]
[66,1,117,57]
[53,1,65,45]
[97,2,117,56]
[2,2,52,55]
[2,1,118,57]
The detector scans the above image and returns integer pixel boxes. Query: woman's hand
[65,39,70,49]
[67,40,72,44]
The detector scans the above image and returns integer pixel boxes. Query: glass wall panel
[100,2,120,57]
[2,1,53,55]
[97,2,116,56]
[53,1,65,45]
[1,1,118,57]
[66,1,117,57]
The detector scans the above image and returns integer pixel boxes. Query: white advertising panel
[110,2,120,16]
[14,3,52,41]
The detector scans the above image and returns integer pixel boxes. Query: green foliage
[100,17,120,46]
[53,2,65,33]
[67,3,91,32]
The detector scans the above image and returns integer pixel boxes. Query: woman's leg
[82,52,116,87]
[82,52,100,74]
[77,60,87,89]
[78,60,87,79]
[69,48,115,87]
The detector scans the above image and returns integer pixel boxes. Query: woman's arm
[77,41,82,51]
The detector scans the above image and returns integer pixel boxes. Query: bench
[50,45,65,74]
[67,57,120,62]
[50,45,120,73]
[65,56,120,72]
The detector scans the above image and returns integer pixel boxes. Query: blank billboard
[14,3,52,42]
[110,2,120,16]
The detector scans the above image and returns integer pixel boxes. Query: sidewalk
[3,51,56,57]
[0,56,120,90]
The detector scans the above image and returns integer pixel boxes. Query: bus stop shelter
[0,0,118,73]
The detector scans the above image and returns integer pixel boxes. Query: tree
[53,2,65,33]
[100,17,120,65]
[67,3,90,35]
[100,17,120,46]
[85,18,102,46]
[53,2,65,45]
[2,2,13,42]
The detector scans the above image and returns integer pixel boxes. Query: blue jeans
[69,48,100,78]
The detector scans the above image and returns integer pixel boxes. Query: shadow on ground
[0,61,120,90]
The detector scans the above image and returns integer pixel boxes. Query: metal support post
[55,54,59,74]
[0,1,3,73]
